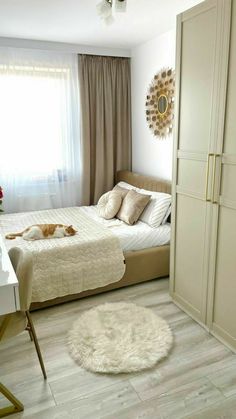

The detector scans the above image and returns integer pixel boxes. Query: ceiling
[0,0,203,49]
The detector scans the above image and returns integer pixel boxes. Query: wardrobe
[170,0,236,352]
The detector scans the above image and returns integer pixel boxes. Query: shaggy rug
[68,302,173,374]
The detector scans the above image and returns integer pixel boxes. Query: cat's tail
[5,232,23,240]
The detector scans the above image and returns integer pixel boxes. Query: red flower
[0,187,3,199]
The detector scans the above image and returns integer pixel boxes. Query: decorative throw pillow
[117,190,151,225]
[97,191,122,220]
[113,184,130,198]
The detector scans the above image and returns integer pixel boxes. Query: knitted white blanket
[0,207,125,302]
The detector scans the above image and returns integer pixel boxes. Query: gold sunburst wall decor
[145,67,175,139]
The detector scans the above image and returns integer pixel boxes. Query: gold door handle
[212,154,221,204]
[205,153,214,202]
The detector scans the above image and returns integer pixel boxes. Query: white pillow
[97,191,122,220]
[162,205,171,225]
[137,188,171,228]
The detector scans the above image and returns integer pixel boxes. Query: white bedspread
[80,206,171,251]
[0,207,125,302]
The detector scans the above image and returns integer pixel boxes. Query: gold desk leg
[0,383,24,418]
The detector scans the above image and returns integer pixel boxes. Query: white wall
[131,30,175,181]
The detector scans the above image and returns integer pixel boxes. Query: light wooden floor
[1,278,236,419]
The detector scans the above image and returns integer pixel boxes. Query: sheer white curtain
[0,47,81,213]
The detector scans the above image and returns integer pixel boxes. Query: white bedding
[80,206,171,251]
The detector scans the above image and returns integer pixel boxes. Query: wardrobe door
[170,0,231,325]
[208,0,236,351]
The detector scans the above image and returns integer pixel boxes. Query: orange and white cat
[5,224,77,241]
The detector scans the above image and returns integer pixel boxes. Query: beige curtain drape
[79,54,132,205]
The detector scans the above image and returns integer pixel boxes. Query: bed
[1,171,171,309]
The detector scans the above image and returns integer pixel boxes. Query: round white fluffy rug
[68,302,173,374]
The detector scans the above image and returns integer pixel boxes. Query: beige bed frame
[31,170,171,310]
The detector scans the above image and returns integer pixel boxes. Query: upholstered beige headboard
[116,170,171,194]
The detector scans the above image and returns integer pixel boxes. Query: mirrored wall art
[145,67,175,139]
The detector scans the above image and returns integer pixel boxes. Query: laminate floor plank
[206,363,236,398]
[104,376,225,419]
[184,395,236,419]
[49,369,128,405]
[130,341,233,401]
[0,380,55,418]
[24,381,140,419]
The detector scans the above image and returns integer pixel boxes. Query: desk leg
[0,383,24,417]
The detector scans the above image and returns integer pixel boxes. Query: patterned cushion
[97,191,122,220]
[139,189,171,228]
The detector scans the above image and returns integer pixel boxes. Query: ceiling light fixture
[96,0,127,25]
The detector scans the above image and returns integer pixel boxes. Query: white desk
[0,236,20,315]
[0,235,23,417]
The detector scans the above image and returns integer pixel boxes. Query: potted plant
[0,187,3,212]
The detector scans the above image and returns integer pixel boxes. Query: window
[0,49,81,213]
